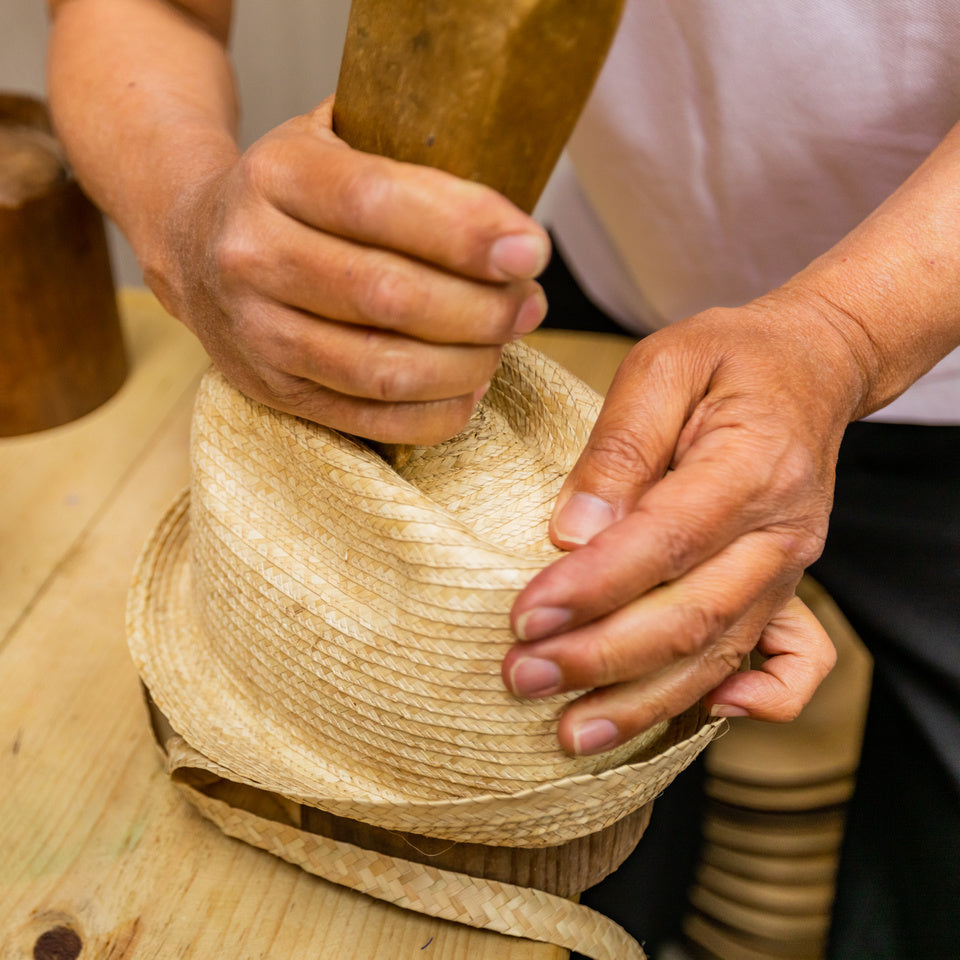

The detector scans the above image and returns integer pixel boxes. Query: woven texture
[128,341,720,848]
[176,777,647,960]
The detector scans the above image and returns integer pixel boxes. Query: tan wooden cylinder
[299,800,652,898]
[333,0,625,214]
[149,657,655,898]
[0,94,126,437]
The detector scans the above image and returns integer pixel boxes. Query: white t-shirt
[548,0,960,424]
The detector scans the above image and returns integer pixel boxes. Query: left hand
[503,293,862,756]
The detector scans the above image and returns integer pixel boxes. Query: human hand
[503,294,870,755]
[150,97,550,443]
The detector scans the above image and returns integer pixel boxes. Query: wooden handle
[333,0,625,213]
[332,0,623,461]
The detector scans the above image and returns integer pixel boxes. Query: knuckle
[652,520,704,579]
[213,229,265,288]
[339,164,392,233]
[671,603,728,659]
[409,173,505,271]
[820,637,839,676]
[586,426,664,485]
[740,688,792,723]
[365,348,418,402]
[257,366,313,410]
[767,444,818,500]
[806,620,839,680]
[579,636,633,688]
[484,285,531,341]
[238,139,281,193]
[638,694,682,732]
[252,319,301,373]
[371,399,475,446]
[772,693,806,723]
[709,639,750,676]
[796,531,828,568]
[769,520,829,571]
[358,267,416,330]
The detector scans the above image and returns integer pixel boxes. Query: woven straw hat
[127,341,721,960]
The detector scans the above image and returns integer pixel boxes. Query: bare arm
[47,0,550,443]
[47,0,238,272]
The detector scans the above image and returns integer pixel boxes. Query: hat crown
[187,343,653,806]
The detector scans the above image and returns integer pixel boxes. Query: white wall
[1,0,353,285]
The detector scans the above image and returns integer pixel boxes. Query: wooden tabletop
[0,289,634,960]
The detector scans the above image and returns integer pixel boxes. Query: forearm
[784,120,960,420]
[47,0,239,299]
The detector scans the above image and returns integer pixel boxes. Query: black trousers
[539,248,960,960]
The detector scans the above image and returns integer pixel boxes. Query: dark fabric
[538,241,630,335]
[570,758,708,959]
[542,244,960,960]
[810,421,960,960]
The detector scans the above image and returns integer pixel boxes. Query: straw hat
[127,341,721,959]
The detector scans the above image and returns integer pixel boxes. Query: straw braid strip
[178,782,646,960]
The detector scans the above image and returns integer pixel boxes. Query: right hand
[149,97,550,443]
[505,295,858,754]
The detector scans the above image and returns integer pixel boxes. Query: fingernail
[709,704,750,718]
[509,657,563,697]
[490,233,550,279]
[571,718,619,756]
[515,606,570,641]
[554,493,616,545]
[513,288,548,336]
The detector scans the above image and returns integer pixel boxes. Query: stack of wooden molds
[683,578,873,960]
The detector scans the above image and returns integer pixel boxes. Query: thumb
[550,343,696,548]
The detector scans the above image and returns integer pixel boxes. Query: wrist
[737,285,875,431]
[134,136,238,325]
[782,243,960,421]
[766,278,881,423]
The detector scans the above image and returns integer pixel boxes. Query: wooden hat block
[0,93,126,437]
[701,802,847,859]
[695,862,835,918]
[147,687,655,899]
[684,910,826,960]
[700,843,838,887]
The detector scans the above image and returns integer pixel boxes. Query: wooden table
[0,290,634,960]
